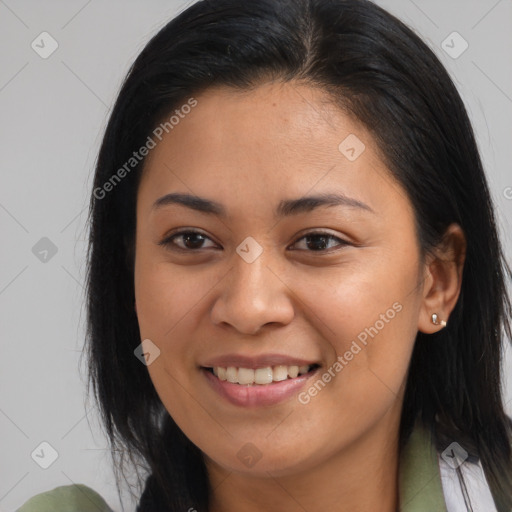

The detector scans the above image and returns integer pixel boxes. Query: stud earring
[431,313,447,328]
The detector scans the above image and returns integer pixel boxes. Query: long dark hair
[84,0,512,510]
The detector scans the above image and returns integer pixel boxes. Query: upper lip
[200,353,320,369]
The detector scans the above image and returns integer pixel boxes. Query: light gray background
[1,1,511,510]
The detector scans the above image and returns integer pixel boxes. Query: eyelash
[158,229,350,253]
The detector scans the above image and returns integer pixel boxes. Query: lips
[200,353,321,407]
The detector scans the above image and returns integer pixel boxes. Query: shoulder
[16,484,114,512]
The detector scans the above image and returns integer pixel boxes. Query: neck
[207,409,401,512]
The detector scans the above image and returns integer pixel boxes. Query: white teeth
[210,364,314,385]
[226,366,238,383]
[273,365,288,382]
[237,367,255,385]
[287,365,299,378]
[254,367,273,384]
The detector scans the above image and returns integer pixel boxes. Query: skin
[133,80,466,512]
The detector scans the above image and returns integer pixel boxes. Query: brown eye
[290,232,350,252]
[159,230,218,251]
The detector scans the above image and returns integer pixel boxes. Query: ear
[418,223,466,334]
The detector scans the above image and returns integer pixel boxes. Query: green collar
[399,421,447,511]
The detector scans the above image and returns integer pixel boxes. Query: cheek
[134,254,222,399]
[296,249,419,342]
[133,256,211,430]
[134,253,212,338]
[291,250,421,403]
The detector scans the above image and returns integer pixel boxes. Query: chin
[205,441,323,478]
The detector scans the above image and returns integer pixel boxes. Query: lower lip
[202,367,319,407]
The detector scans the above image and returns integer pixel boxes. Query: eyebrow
[152,192,375,217]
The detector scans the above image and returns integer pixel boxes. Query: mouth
[202,364,320,385]
[201,363,321,407]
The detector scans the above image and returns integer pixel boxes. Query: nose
[210,249,295,335]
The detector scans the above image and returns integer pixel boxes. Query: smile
[201,364,321,407]
[206,364,318,385]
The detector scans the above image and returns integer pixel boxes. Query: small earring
[431,313,447,328]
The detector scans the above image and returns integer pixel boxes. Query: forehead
[137,81,403,220]
[145,82,347,169]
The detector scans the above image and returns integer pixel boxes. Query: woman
[18,0,512,510]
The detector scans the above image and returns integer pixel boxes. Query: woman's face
[134,81,428,476]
